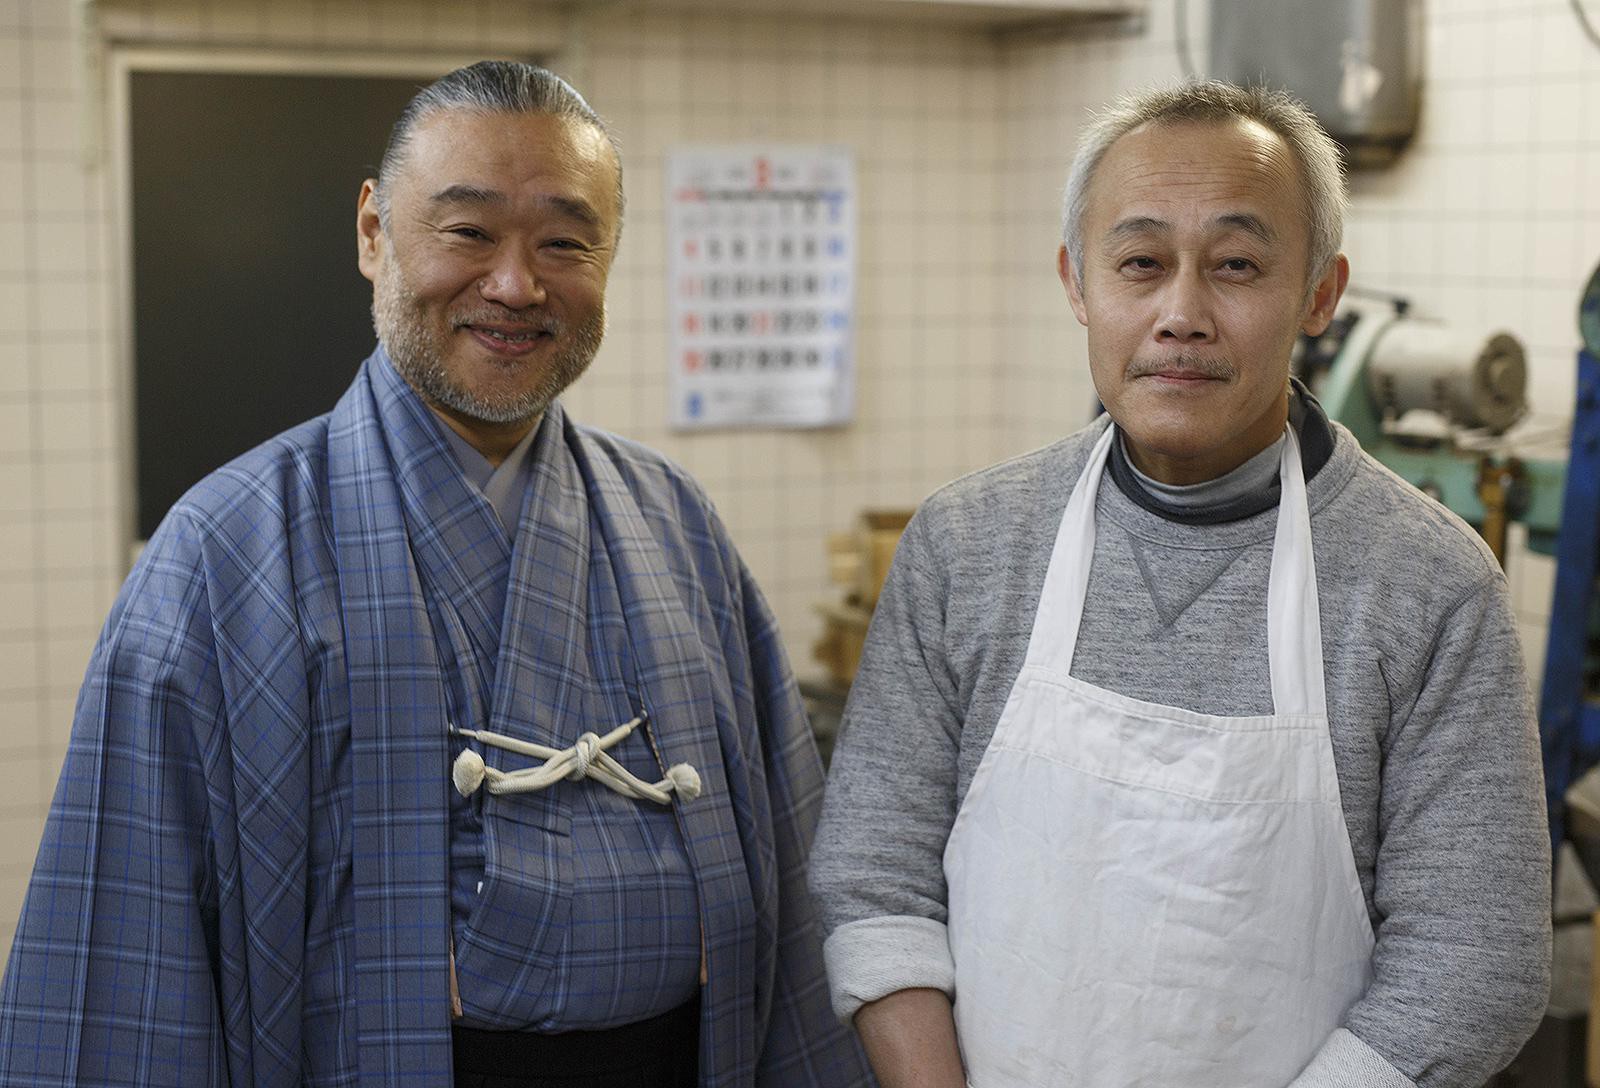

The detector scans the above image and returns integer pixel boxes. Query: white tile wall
[2,0,1595,973]
[2,0,113,960]
[553,7,1004,651]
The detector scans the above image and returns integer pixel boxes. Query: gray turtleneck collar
[1122,431,1287,515]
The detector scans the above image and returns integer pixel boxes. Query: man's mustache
[452,308,564,335]
[1125,353,1234,380]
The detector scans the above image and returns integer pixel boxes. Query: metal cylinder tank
[1365,323,1528,434]
[1208,0,1423,168]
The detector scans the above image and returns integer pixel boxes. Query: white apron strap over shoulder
[1268,425,1327,718]
[1023,420,1116,679]
[943,418,1373,1088]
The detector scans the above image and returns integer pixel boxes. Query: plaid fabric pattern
[381,357,703,1029]
[0,351,872,1087]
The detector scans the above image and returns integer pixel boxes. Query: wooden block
[1589,910,1600,1086]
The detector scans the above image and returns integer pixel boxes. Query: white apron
[943,422,1374,1087]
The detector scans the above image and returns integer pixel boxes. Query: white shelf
[623,0,1143,32]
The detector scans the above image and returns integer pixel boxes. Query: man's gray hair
[373,60,623,231]
[1061,80,1347,286]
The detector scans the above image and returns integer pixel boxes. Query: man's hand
[853,988,966,1088]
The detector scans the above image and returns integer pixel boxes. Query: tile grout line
[17,2,52,763]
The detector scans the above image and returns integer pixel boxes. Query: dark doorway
[128,67,436,538]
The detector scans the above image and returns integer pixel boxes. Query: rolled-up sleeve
[809,509,966,1022]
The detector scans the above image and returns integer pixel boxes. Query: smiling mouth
[461,324,557,357]
[469,326,550,343]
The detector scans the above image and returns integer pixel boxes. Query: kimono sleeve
[0,511,230,1086]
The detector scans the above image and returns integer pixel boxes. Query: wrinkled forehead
[1087,116,1309,240]
[1103,117,1301,197]
[395,107,622,219]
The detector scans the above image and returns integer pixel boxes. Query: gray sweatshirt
[809,411,1550,1088]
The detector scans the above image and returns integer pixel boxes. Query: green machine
[1302,298,1566,560]
[1308,269,1600,1086]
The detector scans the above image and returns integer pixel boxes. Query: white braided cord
[450,717,701,805]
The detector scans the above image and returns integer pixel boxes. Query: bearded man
[0,61,870,1088]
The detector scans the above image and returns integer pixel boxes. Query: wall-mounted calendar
[666,146,856,429]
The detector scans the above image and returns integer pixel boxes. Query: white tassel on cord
[450,716,702,806]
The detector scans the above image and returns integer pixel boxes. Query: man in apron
[811,81,1549,1088]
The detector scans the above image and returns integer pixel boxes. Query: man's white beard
[371,253,605,425]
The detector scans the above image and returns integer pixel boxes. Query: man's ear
[1059,244,1089,327]
[356,179,384,284]
[1301,253,1350,336]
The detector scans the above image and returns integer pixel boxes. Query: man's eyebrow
[427,184,507,208]
[542,195,604,229]
[1106,216,1169,241]
[1103,213,1277,244]
[426,187,603,230]
[1214,212,1276,244]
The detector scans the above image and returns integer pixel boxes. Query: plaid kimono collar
[328,351,752,1085]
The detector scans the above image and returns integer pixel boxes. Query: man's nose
[1155,273,1215,343]
[478,249,547,309]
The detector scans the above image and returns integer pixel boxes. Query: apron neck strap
[1026,419,1327,719]
[1266,425,1327,717]
[1027,421,1116,680]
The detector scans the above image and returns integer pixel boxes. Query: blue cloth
[422,388,698,1025]
[0,350,873,1088]
[436,414,538,535]
[430,410,558,978]
[395,360,700,1030]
